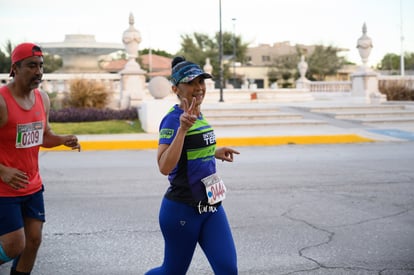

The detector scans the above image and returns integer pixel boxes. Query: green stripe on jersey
[187,144,216,160]
[187,119,212,136]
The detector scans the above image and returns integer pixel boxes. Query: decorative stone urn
[351,22,386,103]
[119,13,146,107]
[297,55,308,79]
[356,22,373,69]
[296,55,310,89]
[203,58,215,91]
[123,13,141,63]
[203,58,213,74]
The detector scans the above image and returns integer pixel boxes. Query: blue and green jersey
[159,104,216,204]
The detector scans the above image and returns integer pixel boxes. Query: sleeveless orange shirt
[0,86,46,197]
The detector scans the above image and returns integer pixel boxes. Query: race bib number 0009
[15,121,44,148]
[201,173,226,205]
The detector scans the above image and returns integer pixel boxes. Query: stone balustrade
[0,73,121,94]
[1,73,412,108]
[1,73,354,93]
[309,81,352,92]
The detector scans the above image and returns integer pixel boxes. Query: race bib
[201,173,226,205]
[15,121,44,148]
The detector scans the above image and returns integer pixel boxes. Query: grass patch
[50,119,144,135]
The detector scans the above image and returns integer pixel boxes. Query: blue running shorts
[0,187,45,236]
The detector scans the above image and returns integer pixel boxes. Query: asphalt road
[1,142,414,275]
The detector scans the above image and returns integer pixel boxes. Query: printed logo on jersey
[202,131,216,146]
[160,128,174,139]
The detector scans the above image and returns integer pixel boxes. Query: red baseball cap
[10,42,43,77]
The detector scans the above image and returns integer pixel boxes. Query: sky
[0,0,413,67]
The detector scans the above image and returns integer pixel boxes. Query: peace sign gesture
[179,97,197,132]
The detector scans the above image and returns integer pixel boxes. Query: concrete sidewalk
[40,122,414,152]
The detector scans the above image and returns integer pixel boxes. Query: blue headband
[171,61,212,86]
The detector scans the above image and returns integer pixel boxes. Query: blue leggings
[145,198,237,275]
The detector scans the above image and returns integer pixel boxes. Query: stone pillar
[203,58,215,91]
[248,79,257,90]
[139,76,176,133]
[240,77,249,89]
[351,23,386,103]
[119,13,146,108]
[296,55,310,89]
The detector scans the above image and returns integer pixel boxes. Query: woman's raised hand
[180,97,197,131]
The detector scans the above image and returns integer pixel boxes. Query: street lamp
[232,18,236,87]
[400,0,405,76]
[218,0,224,102]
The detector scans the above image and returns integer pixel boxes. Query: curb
[40,134,375,151]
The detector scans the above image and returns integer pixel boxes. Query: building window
[262,55,270,62]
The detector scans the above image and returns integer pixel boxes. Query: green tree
[306,45,345,81]
[177,33,215,68]
[405,52,414,70]
[377,52,414,72]
[139,48,173,58]
[267,46,304,87]
[218,31,247,61]
[0,50,10,74]
[43,54,63,73]
[377,53,400,73]
[0,40,13,73]
[268,50,301,87]
[177,32,248,85]
[0,40,62,73]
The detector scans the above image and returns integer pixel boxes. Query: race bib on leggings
[201,173,226,205]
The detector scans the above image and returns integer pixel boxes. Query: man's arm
[0,93,8,128]
[39,90,80,150]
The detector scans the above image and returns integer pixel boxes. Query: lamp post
[218,0,224,102]
[400,0,405,76]
[232,18,236,87]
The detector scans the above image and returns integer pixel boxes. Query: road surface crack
[281,208,379,274]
